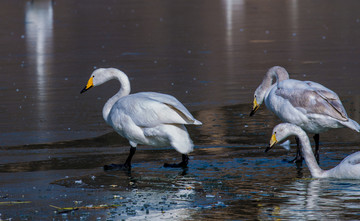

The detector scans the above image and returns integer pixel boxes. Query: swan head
[265,123,301,152]
[250,87,265,116]
[80,68,127,93]
[250,66,289,117]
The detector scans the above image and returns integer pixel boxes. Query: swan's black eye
[92,75,95,78]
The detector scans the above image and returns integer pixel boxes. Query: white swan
[267,123,360,179]
[250,66,360,162]
[80,68,202,170]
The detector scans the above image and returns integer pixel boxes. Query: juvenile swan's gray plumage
[251,66,360,162]
[81,68,202,170]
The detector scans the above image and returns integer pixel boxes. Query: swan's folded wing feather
[137,92,194,117]
[305,81,348,120]
[275,85,349,122]
[137,92,202,124]
[315,90,348,119]
[112,92,202,127]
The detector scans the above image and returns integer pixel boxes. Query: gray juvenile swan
[267,123,360,179]
[250,66,360,162]
[81,68,202,170]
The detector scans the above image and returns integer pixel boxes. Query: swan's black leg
[104,147,136,171]
[314,134,320,163]
[287,137,303,163]
[164,154,189,168]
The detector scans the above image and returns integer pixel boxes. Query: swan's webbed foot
[284,156,303,168]
[285,154,304,164]
[163,162,187,168]
[164,154,189,168]
[103,163,131,171]
[103,146,136,171]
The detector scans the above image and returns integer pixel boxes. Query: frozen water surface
[1,0,360,220]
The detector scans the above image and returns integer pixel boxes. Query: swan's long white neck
[282,125,328,178]
[102,69,131,122]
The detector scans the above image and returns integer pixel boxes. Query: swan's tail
[168,125,194,154]
[193,119,202,125]
[342,118,360,132]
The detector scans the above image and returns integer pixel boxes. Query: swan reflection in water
[259,178,360,220]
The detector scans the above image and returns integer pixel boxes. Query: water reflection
[221,0,245,99]
[261,179,360,220]
[289,0,300,62]
[25,0,54,131]
[222,0,245,51]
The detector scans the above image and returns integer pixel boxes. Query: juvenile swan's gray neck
[102,69,131,122]
[262,66,289,88]
[255,66,290,105]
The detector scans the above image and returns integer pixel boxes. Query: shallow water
[1,0,360,220]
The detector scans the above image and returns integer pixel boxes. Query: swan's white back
[324,152,360,179]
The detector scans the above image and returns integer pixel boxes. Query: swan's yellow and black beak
[265,133,278,152]
[249,97,260,116]
[80,76,94,94]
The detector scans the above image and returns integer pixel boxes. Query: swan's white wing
[276,80,348,121]
[136,92,202,125]
[111,92,202,128]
